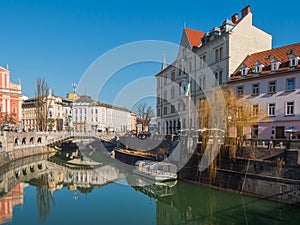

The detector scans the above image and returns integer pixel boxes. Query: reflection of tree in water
[29,174,56,223]
[77,187,93,194]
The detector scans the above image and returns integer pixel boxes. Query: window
[178,103,181,112]
[252,105,259,117]
[237,86,244,98]
[171,105,175,113]
[91,109,93,114]
[95,109,98,114]
[163,107,168,115]
[215,49,219,62]
[219,47,223,61]
[268,81,276,93]
[271,58,281,72]
[157,108,161,117]
[164,75,168,85]
[241,65,249,76]
[219,71,223,84]
[171,72,175,81]
[289,55,299,67]
[254,61,264,73]
[252,83,260,95]
[286,101,294,115]
[189,62,192,73]
[286,78,295,91]
[268,103,275,116]
[164,90,167,101]
[96,117,98,122]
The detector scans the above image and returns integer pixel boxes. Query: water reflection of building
[0,183,25,224]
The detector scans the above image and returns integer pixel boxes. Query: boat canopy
[135,160,177,173]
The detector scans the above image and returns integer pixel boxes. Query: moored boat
[133,160,177,182]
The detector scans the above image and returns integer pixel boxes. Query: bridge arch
[30,165,35,173]
[38,163,43,170]
[22,137,26,145]
[22,168,27,176]
[14,138,20,146]
[15,170,20,178]
[37,137,42,144]
[29,137,34,145]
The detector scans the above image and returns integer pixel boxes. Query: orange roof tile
[232,42,300,78]
[184,28,204,48]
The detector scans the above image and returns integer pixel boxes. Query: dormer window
[240,64,249,76]
[271,57,281,72]
[254,61,264,74]
[289,54,299,67]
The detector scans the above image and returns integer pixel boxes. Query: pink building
[228,42,300,139]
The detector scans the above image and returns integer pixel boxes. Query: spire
[161,53,167,71]
[6,64,9,70]
[18,78,21,85]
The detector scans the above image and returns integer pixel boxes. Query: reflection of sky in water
[1,179,300,225]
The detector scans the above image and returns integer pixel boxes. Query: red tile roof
[184,28,204,48]
[232,42,300,78]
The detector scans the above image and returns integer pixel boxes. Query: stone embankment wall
[0,146,50,167]
[179,147,300,206]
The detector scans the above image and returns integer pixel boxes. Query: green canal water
[1,154,300,225]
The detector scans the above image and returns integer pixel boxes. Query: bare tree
[35,78,49,131]
[135,103,155,131]
[0,112,17,124]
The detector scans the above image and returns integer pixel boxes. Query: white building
[156,6,272,135]
[72,95,133,133]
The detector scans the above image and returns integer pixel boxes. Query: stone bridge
[0,131,102,152]
[0,153,124,196]
[0,154,49,193]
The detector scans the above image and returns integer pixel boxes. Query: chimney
[241,5,251,18]
[231,13,239,24]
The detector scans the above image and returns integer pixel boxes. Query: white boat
[133,160,177,182]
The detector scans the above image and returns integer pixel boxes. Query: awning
[285,126,300,133]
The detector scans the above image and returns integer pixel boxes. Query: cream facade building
[22,91,73,131]
[156,6,272,135]
[72,95,133,133]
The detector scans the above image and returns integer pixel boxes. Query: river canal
[1,152,299,225]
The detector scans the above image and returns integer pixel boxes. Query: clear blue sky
[0,0,299,109]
